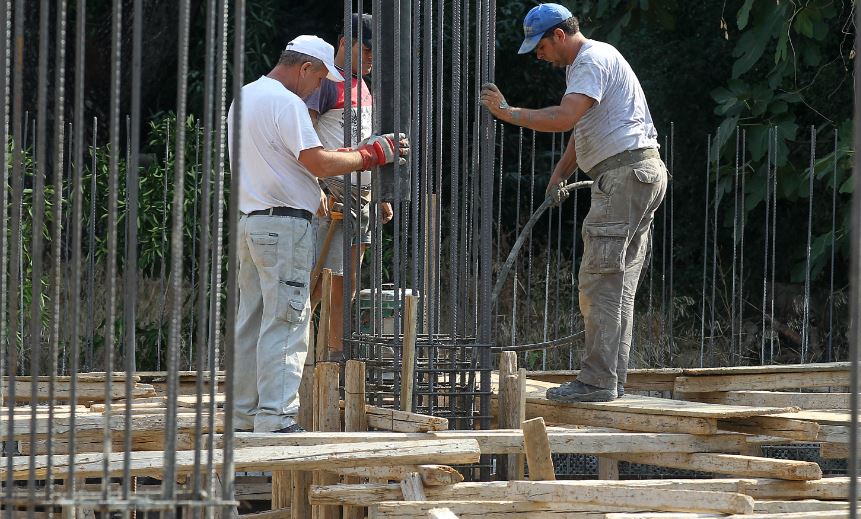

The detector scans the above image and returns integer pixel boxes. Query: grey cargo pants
[576,149,668,390]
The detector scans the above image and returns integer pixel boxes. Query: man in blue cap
[481,3,667,402]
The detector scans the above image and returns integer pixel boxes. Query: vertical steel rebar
[700,136,711,367]
[827,128,838,362]
[761,128,772,364]
[801,125,816,363]
[29,3,51,513]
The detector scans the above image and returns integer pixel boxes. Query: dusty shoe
[546,380,616,403]
[273,424,306,434]
[617,383,625,398]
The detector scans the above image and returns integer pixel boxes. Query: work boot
[617,383,625,399]
[273,423,306,434]
[546,380,616,403]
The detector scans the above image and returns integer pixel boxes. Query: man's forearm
[499,105,575,133]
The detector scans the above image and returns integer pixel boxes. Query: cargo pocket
[249,232,279,268]
[582,222,629,274]
[632,164,663,184]
[277,279,308,324]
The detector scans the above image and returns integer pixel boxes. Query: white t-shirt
[565,40,659,173]
[228,76,323,214]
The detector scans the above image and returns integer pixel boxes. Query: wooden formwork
[2,344,856,519]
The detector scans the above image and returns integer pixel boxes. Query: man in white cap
[480,4,667,402]
[228,35,408,433]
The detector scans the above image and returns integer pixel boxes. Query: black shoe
[273,423,306,433]
[546,380,617,403]
[617,383,625,398]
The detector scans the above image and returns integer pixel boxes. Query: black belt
[245,206,312,221]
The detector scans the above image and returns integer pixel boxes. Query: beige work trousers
[575,155,668,389]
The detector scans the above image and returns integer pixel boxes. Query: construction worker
[305,13,393,363]
[480,4,667,402]
[229,35,408,433]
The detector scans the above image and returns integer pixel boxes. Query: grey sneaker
[546,380,617,403]
[617,383,625,398]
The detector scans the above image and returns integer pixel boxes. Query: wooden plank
[228,430,747,455]
[343,360,368,519]
[718,415,821,441]
[240,509,291,519]
[0,439,481,480]
[526,369,682,392]
[680,362,850,376]
[362,403,449,432]
[400,472,426,500]
[314,362,341,519]
[771,410,851,426]
[498,375,795,418]
[754,500,849,514]
[522,417,555,481]
[1,411,223,441]
[610,453,822,481]
[506,399,719,435]
[401,295,418,412]
[310,477,852,506]
[427,509,459,519]
[684,390,850,410]
[818,425,849,444]
[334,464,464,486]
[369,501,607,519]
[597,457,619,480]
[673,371,848,393]
[0,380,157,402]
[820,443,848,459]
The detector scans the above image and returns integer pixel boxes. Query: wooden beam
[333,464,464,486]
[753,500,849,514]
[315,269,333,363]
[818,425,849,444]
[401,295,418,412]
[0,380,157,402]
[343,360,368,519]
[609,452,822,481]
[426,509,459,519]
[718,415,821,441]
[673,371,848,393]
[226,430,748,455]
[369,501,608,518]
[819,443,848,459]
[362,403,449,432]
[311,477,852,506]
[400,472,426,500]
[508,399,719,434]
[1,439,481,480]
[522,417,555,481]
[526,369,682,392]
[1,412,223,441]
[315,362,341,519]
[683,390,850,410]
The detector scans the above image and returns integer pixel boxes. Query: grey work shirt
[565,40,659,173]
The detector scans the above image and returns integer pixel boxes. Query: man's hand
[546,179,571,207]
[316,190,329,217]
[358,133,410,170]
[380,202,394,224]
[480,83,510,119]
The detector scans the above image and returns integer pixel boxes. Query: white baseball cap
[285,35,345,82]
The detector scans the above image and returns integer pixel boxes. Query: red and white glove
[357,133,410,170]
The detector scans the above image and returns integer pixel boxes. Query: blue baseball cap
[518,3,574,54]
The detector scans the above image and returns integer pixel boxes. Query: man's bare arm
[480,83,595,132]
[547,132,578,193]
[502,93,594,132]
[299,147,364,178]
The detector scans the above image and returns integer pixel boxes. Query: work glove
[548,180,571,207]
[357,133,410,170]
